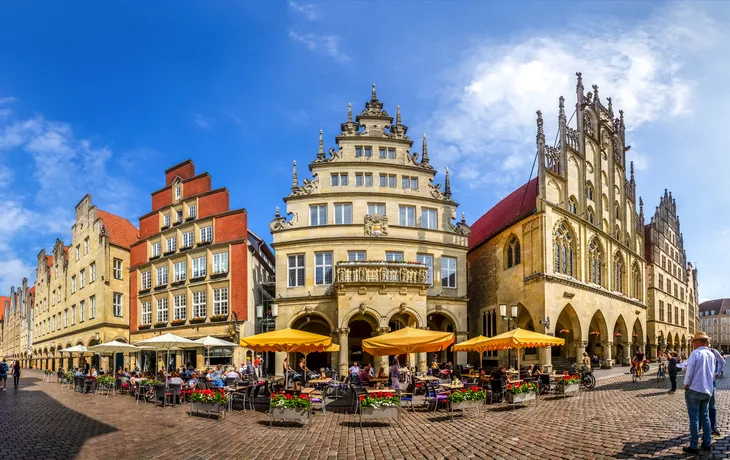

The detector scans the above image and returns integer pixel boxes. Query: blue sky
[1,1,729,300]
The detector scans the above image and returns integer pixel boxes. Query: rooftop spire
[396,105,401,125]
[536,110,545,145]
[444,167,452,199]
[576,72,584,92]
[317,129,325,161]
[630,161,635,183]
[558,96,566,121]
[291,161,298,191]
[421,133,430,166]
[371,83,377,101]
[592,84,599,105]
[347,103,352,122]
[607,96,614,118]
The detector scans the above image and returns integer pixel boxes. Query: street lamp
[500,304,519,368]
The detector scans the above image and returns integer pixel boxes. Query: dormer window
[174,181,182,201]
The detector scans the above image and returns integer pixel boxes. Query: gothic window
[588,238,603,286]
[553,221,575,277]
[615,201,620,220]
[631,262,642,301]
[568,196,578,215]
[613,252,625,294]
[586,182,594,201]
[505,236,521,269]
[615,225,621,240]
[587,207,595,225]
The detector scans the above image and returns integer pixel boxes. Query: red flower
[461,388,467,393]
[359,395,365,401]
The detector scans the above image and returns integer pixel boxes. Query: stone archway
[674,333,680,354]
[428,312,456,364]
[88,338,101,370]
[49,346,56,371]
[291,313,334,372]
[554,304,583,362]
[631,319,644,357]
[666,334,674,352]
[347,313,379,369]
[515,305,538,363]
[588,310,608,358]
[387,311,419,366]
[681,335,687,355]
[613,315,630,364]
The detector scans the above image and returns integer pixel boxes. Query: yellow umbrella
[239,328,332,387]
[362,327,454,356]
[323,343,340,352]
[451,335,492,370]
[480,328,565,374]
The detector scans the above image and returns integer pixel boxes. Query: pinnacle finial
[592,84,599,102]
[275,206,280,217]
[444,167,452,198]
[372,83,377,101]
[607,97,613,116]
[396,105,401,125]
[576,72,583,90]
[421,133,430,165]
[347,103,352,122]
[536,110,545,144]
[317,129,325,160]
[291,161,298,191]
[619,109,625,127]
[558,96,566,120]
[630,161,635,182]
[461,212,466,223]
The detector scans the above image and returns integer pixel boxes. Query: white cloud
[193,114,214,129]
[0,256,34,294]
[288,1,319,21]
[0,96,16,105]
[288,30,349,62]
[429,6,715,187]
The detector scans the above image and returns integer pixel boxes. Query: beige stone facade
[31,194,138,371]
[468,74,647,371]
[270,87,471,376]
[1,285,32,365]
[644,191,698,358]
[699,299,730,353]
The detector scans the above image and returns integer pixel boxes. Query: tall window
[506,236,521,269]
[399,206,416,227]
[659,300,664,322]
[113,293,123,317]
[568,196,578,214]
[379,174,387,187]
[192,256,207,278]
[79,300,85,322]
[402,176,418,190]
[174,261,187,281]
[587,238,602,285]
[213,288,229,316]
[586,182,594,201]
[151,242,161,257]
[681,309,685,327]
[71,275,77,293]
[388,148,396,159]
[553,221,574,277]
[310,205,328,226]
[288,254,305,287]
[364,146,372,157]
[200,226,213,243]
[613,252,624,294]
[213,252,229,274]
[80,269,86,288]
[441,257,457,288]
[176,210,183,223]
[188,204,197,219]
[632,263,642,300]
[175,183,181,200]
[192,291,206,318]
[367,203,385,216]
[388,174,397,188]
[141,271,152,290]
[385,251,404,262]
[157,266,169,285]
[334,203,353,224]
[674,306,679,325]
[614,202,620,220]
[658,274,664,290]
[64,309,69,328]
[166,237,177,253]
[90,295,96,319]
[667,304,672,323]
[157,298,169,322]
[587,208,595,225]
[417,253,433,286]
[174,294,186,320]
[421,208,437,230]
[113,258,123,279]
[348,251,366,261]
[84,237,89,254]
[379,147,387,158]
[76,245,80,261]
[183,231,194,248]
[315,252,333,285]
[141,302,152,325]
[355,173,372,187]
[163,214,171,227]
[71,305,76,325]
[355,146,363,157]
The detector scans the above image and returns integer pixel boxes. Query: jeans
[710,380,717,430]
[686,389,712,449]
[669,373,677,391]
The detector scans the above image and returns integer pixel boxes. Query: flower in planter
[270,393,312,410]
[154,322,168,328]
[556,374,581,385]
[614,332,622,337]
[449,387,486,403]
[505,381,538,395]
[190,389,229,405]
[360,392,400,409]
[210,314,228,322]
[97,375,116,386]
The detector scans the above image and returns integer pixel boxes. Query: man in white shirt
[683,331,716,454]
[349,362,360,378]
[709,344,726,436]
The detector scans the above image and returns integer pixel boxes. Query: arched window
[615,201,620,220]
[632,262,642,301]
[588,238,603,286]
[505,236,521,269]
[553,221,575,277]
[613,252,625,294]
[586,182,594,201]
[615,225,621,240]
[568,196,578,215]
[587,207,595,225]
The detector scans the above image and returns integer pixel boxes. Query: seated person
[526,364,535,377]
[74,368,85,377]
[206,369,225,388]
[168,372,184,386]
[186,373,199,388]
[532,364,543,375]
[358,365,371,385]
[491,366,507,381]
[90,368,98,378]
[377,367,387,379]
[225,367,241,382]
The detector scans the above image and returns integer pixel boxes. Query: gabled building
[699,299,730,353]
[468,73,646,371]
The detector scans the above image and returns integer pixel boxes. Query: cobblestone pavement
[1,370,730,460]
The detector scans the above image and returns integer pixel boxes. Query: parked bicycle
[570,364,596,389]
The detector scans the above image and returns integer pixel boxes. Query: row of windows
[140,252,229,290]
[354,146,397,159]
[330,172,419,191]
[658,300,685,326]
[660,254,684,281]
[140,287,228,324]
[310,203,439,229]
[150,226,213,258]
[656,274,685,301]
[73,237,91,263]
[161,204,197,229]
[35,294,123,337]
[287,252,457,288]
[45,262,101,313]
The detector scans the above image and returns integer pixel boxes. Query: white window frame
[200,226,213,243]
[157,298,169,323]
[175,183,182,200]
[79,299,85,322]
[80,269,86,288]
[421,208,437,230]
[163,213,171,227]
[90,295,96,319]
[399,206,416,227]
[192,256,207,278]
[315,252,333,285]
[173,294,186,320]
[334,203,353,225]
[417,253,434,286]
[288,254,305,287]
[368,203,385,216]
[213,288,229,316]
[113,292,123,317]
[213,252,229,274]
[310,204,328,226]
[157,265,169,285]
[141,271,152,290]
[192,291,206,319]
[166,237,177,253]
[84,237,89,254]
[71,275,77,294]
[76,245,80,261]
[183,231,194,248]
[151,242,161,257]
[348,251,366,261]
[386,251,404,262]
[71,305,76,325]
[441,256,457,289]
[113,258,123,279]
[141,301,152,325]
[188,204,197,219]
[174,261,187,282]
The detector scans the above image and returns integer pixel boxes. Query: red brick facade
[165,160,196,186]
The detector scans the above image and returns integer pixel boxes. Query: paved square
[0,370,728,459]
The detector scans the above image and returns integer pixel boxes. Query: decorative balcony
[335,261,429,286]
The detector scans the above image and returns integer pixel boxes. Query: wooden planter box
[190,402,226,419]
[269,407,310,426]
[359,406,399,427]
[506,391,536,405]
[556,383,580,395]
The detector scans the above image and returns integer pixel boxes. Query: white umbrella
[88,341,141,372]
[194,336,237,366]
[59,345,88,353]
[133,333,199,373]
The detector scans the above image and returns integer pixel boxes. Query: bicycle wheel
[583,374,596,389]
[632,372,637,383]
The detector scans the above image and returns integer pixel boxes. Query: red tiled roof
[699,299,730,315]
[0,296,8,320]
[97,209,140,248]
[45,256,52,267]
[28,286,36,297]
[469,177,539,250]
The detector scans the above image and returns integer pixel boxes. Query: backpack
[0,363,7,374]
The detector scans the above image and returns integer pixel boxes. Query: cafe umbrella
[194,336,238,367]
[133,333,199,373]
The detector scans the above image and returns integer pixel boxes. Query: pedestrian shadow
[339,421,392,428]
[617,435,699,459]
[636,390,671,398]
[0,376,118,459]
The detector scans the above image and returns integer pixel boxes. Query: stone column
[601,341,613,369]
[455,331,468,367]
[274,351,286,377]
[417,352,427,374]
[649,343,658,362]
[337,328,350,377]
[538,347,553,374]
[575,341,588,365]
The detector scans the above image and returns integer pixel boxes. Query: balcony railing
[335,261,429,285]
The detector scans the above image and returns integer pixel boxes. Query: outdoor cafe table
[368,378,389,386]
[307,378,332,385]
[415,376,439,382]
[366,388,396,394]
[438,383,464,390]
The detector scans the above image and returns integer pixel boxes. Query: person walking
[709,344,725,436]
[683,331,716,454]
[668,351,679,393]
[0,358,8,391]
[12,360,20,389]
[390,355,401,390]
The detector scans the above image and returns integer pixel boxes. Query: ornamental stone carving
[289,177,319,196]
[364,214,388,237]
[269,207,296,232]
